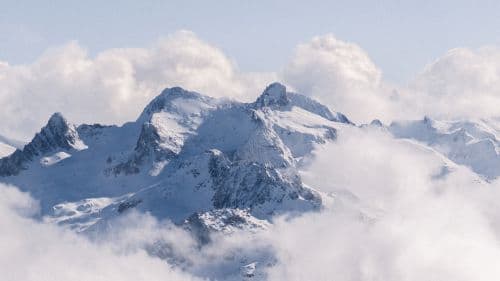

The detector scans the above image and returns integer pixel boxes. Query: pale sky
[2,0,500,83]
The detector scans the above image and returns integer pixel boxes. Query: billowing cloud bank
[268,128,500,280]
[0,184,201,281]
[2,127,500,280]
[282,34,389,122]
[283,36,500,124]
[411,47,500,119]
[2,31,500,140]
[0,31,275,140]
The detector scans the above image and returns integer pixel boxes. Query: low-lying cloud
[2,127,500,280]
[0,184,201,281]
[265,127,500,280]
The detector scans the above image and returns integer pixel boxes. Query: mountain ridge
[2,82,498,237]
[2,82,499,280]
[388,116,500,180]
[0,82,350,228]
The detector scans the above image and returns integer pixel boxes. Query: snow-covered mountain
[0,83,353,232]
[2,83,498,235]
[2,82,497,235]
[2,82,500,280]
[388,117,500,180]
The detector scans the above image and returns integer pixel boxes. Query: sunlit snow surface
[389,117,500,180]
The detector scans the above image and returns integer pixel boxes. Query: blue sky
[2,0,500,83]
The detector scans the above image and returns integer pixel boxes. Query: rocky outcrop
[0,113,86,176]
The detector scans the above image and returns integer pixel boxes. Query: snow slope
[0,83,351,229]
[389,117,500,180]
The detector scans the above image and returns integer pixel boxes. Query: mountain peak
[160,86,192,98]
[139,87,192,117]
[254,82,290,107]
[370,119,384,127]
[0,112,86,176]
[264,82,286,95]
[24,112,86,155]
[138,86,215,122]
[252,83,353,124]
[47,112,70,132]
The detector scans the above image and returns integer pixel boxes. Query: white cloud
[283,34,382,93]
[0,182,274,281]
[282,36,500,124]
[3,126,500,280]
[0,184,201,281]
[264,128,500,280]
[0,30,275,140]
[282,34,397,123]
[410,47,500,119]
[3,31,500,141]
